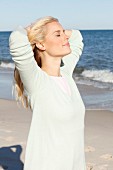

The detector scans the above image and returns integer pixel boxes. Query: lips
[63,42,70,47]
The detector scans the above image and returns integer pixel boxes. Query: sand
[0,99,113,170]
[85,109,113,170]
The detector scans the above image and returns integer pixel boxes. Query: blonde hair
[14,16,58,108]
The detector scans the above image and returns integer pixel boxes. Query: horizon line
[0,28,113,32]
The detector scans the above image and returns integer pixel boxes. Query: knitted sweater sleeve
[61,30,84,76]
[9,26,42,96]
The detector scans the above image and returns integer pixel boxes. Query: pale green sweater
[9,26,86,170]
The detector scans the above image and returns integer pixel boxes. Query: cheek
[45,45,60,56]
[44,38,70,57]
[48,37,62,46]
[45,40,62,52]
[49,40,61,47]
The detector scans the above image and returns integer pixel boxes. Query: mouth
[63,42,70,47]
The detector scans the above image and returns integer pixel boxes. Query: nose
[65,34,69,39]
[63,33,69,41]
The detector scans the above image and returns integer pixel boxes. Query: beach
[0,29,113,169]
[0,98,113,170]
[0,71,113,170]
[85,109,113,170]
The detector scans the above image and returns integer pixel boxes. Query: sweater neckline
[50,75,63,78]
[41,69,63,78]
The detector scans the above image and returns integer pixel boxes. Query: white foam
[0,62,15,69]
[81,69,113,83]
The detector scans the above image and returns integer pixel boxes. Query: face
[42,21,71,58]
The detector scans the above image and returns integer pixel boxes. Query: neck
[41,55,62,77]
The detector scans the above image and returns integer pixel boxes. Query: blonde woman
[9,16,86,170]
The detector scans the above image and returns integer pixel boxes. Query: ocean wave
[1,62,113,85]
[0,62,15,69]
[81,69,113,83]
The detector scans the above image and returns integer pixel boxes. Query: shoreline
[0,99,113,170]
[1,70,113,112]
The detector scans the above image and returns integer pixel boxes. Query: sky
[0,0,113,31]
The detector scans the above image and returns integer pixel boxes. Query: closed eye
[54,29,65,37]
[56,34,60,37]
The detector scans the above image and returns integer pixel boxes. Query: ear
[36,42,46,51]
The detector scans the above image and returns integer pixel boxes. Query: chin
[65,48,71,55]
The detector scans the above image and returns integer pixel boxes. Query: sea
[0,30,113,111]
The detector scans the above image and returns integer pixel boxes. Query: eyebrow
[53,30,65,34]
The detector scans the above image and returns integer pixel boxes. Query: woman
[9,16,86,170]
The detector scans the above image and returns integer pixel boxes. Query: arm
[9,26,42,96]
[61,30,84,76]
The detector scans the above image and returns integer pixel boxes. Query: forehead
[45,21,64,34]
